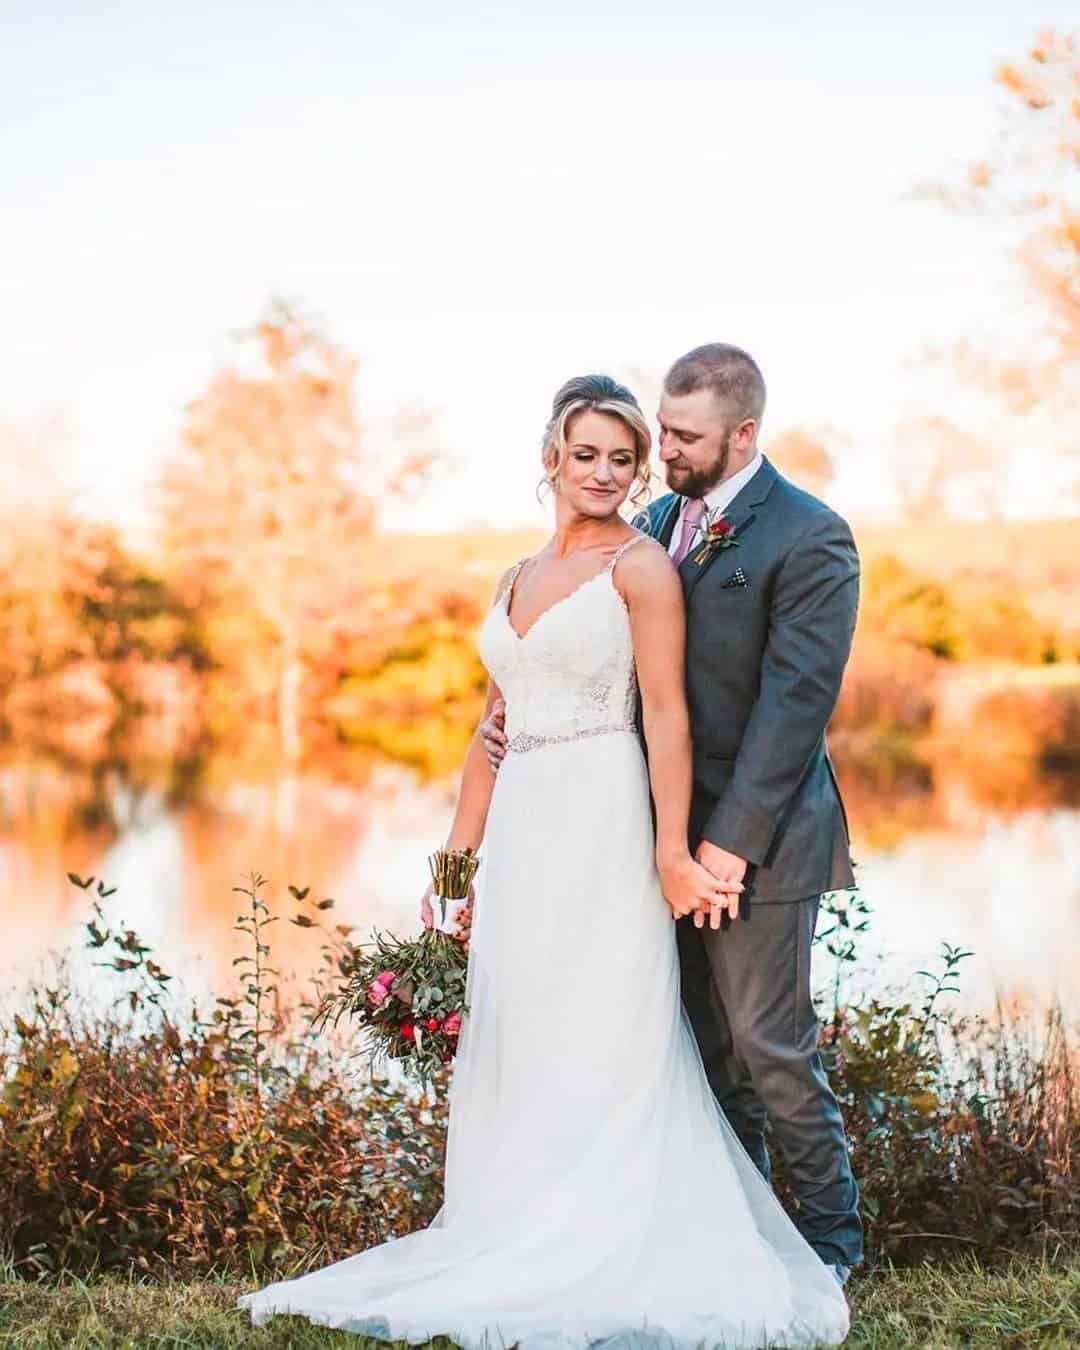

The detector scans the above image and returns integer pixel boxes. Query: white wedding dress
[239,536,850,1348]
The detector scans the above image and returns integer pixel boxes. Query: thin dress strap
[500,556,530,610]
[605,533,649,573]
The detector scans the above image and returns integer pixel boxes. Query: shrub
[810,894,1080,1262]
[0,879,1076,1280]
[0,876,445,1278]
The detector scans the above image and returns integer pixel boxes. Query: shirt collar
[699,450,763,519]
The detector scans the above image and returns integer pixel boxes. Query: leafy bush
[0,878,1076,1281]
[0,876,445,1278]
[809,893,1080,1262]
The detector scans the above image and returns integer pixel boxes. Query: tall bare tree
[158,302,429,773]
[915,29,1080,505]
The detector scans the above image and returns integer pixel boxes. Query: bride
[239,376,850,1347]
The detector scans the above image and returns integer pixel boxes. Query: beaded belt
[505,722,637,754]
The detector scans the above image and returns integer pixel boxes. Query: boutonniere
[692,511,739,565]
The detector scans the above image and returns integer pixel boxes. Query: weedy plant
[0,874,1076,1282]
[807,887,1079,1262]
[0,873,446,1278]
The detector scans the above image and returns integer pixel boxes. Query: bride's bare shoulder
[612,533,680,599]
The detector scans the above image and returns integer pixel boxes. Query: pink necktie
[671,498,705,566]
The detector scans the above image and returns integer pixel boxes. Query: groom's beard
[667,436,732,499]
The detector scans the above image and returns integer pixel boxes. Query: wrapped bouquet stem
[428,846,481,936]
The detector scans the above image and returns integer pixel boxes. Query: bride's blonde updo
[539,374,653,509]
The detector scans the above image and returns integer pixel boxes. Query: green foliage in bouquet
[315,929,468,1086]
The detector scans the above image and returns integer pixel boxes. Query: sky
[2,2,1076,537]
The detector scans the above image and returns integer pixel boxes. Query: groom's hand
[480,699,508,771]
[658,853,742,922]
[694,842,748,928]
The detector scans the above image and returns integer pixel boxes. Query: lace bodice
[476,536,646,753]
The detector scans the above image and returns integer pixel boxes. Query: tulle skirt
[239,731,849,1347]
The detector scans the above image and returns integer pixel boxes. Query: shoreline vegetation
[2,515,1078,801]
[0,878,1077,1299]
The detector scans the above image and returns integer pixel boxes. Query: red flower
[400,1022,415,1041]
[709,517,733,537]
[442,1012,463,1037]
[425,1018,441,1032]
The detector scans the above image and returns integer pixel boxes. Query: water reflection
[848,806,1080,1012]
[1,745,1077,1020]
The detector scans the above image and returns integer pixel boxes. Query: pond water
[2,754,1078,1023]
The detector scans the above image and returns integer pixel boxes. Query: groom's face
[656,388,750,499]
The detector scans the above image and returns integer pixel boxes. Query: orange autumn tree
[0,415,204,775]
[765,428,838,498]
[158,303,422,769]
[921,30,1080,502]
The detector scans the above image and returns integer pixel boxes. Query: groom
[481,343,863,1281]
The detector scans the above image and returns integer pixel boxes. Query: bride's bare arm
[445,673,506,853]
[421,569,513,932]
[617,541,740,923]
[444,565,515,853]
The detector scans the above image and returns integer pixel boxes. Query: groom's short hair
[664,344,766,427]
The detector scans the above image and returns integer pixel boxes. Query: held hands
[421,882,474,943]
[480,697,749,931]
[480,699,508,772]
[658,852,742,929]
[692,841,749,928]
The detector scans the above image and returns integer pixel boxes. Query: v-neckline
[504,561,614,643]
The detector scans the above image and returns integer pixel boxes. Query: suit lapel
[680,457,778,600]
[641,493,682,550]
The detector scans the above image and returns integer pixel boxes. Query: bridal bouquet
[315,848,477,1084]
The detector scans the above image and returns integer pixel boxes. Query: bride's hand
[455,886,475,944]
[421,883,435,930]
[657,853,742,924]
[421,882,475,944]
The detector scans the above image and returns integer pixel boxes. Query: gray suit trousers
[676,898,864,1269]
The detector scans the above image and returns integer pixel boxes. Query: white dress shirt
[666,451,764,559]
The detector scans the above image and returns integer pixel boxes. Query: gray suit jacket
[631,456,858,902]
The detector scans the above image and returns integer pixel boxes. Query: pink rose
[442,1011,462,1038]
[366,970,397,1007]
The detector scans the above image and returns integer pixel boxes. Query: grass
[1,1258,1078,1348]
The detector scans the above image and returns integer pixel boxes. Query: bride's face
[556,410,640,519]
